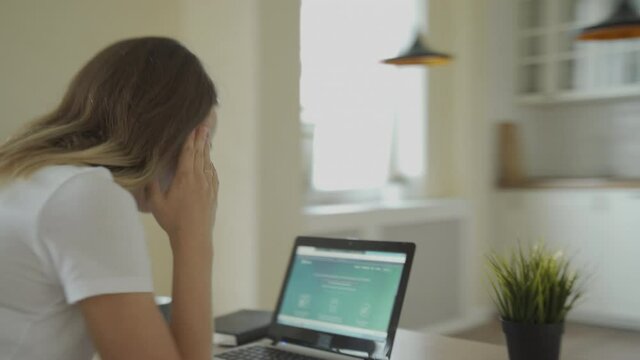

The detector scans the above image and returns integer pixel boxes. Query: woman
[0,37,218,360]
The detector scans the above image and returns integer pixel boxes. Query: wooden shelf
[499,177,640,190]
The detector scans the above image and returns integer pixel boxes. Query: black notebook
[213,310,272,346]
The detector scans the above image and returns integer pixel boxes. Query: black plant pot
[501,319,564,360]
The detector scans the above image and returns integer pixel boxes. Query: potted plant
[487,243,582,360]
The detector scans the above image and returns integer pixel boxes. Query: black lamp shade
[383,34,452,66]
[579,0,640,41]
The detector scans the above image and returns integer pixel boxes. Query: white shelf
[518,28,549,37]
[518,86,640,105]
[518,56,547,65]
[517,94,550,105]
[553,51,584,59]
[555,23,591,31]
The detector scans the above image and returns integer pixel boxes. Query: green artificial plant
[487,243,582,324]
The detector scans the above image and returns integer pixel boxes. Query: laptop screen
[276,245,407,344]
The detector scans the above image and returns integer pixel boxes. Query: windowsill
[302,198,471,235]
[305,180,428,207]
[304,197,469,218]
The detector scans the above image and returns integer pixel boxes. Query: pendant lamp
[383,33,452,66]
[579,0,640,41]
[382,0,452,66]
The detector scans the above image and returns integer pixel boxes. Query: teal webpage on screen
[277,246,406,341]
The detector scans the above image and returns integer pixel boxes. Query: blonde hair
[0,37,217,190]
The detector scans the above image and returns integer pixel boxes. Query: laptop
[214,236,415,360]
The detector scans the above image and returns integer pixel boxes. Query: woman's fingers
[194,126,208,173]
[203,135,219,189]
[203,135,212,171]
[149,123,217,243]
[209,163,218,189]
[204,160,215,187]
[177,129,197,177]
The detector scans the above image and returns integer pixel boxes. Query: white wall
[427,0,494,311]
[520,100,640,179]
[0,0,182,138]
[254,0,304,309]
[180,0,262,314]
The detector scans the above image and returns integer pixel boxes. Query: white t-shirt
[0,165,154,360]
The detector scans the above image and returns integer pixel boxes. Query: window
[300,0,428,204]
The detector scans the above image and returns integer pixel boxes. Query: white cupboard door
[496,191,611,316]
[608,191,640,322]
[526,191,611,316]
[494,192,530,252]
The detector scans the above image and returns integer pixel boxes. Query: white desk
[213,329,508,360]
[389,329,507,359]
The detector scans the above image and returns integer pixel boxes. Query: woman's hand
[147,125,218,252]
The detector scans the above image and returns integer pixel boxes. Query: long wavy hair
[0,37,217,190]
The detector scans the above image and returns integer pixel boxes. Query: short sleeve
[38,169,154,304]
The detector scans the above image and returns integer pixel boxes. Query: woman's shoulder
[1,165,138,231]
[36,165,136,214]
[32,165,113,188]
[36,164,143,249]
[0,165,120,217]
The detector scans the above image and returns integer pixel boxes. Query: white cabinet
[494,190,640,329]
[608,192,640,323]
[517,0,640,103]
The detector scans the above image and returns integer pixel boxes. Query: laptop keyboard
[216,345,325,360]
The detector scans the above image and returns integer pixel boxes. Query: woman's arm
[80,293,183,360]
[169,236,212,360]
[80,125,218,360]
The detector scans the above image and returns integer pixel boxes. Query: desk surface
[213,329,508,360]
[389,329,507,360]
